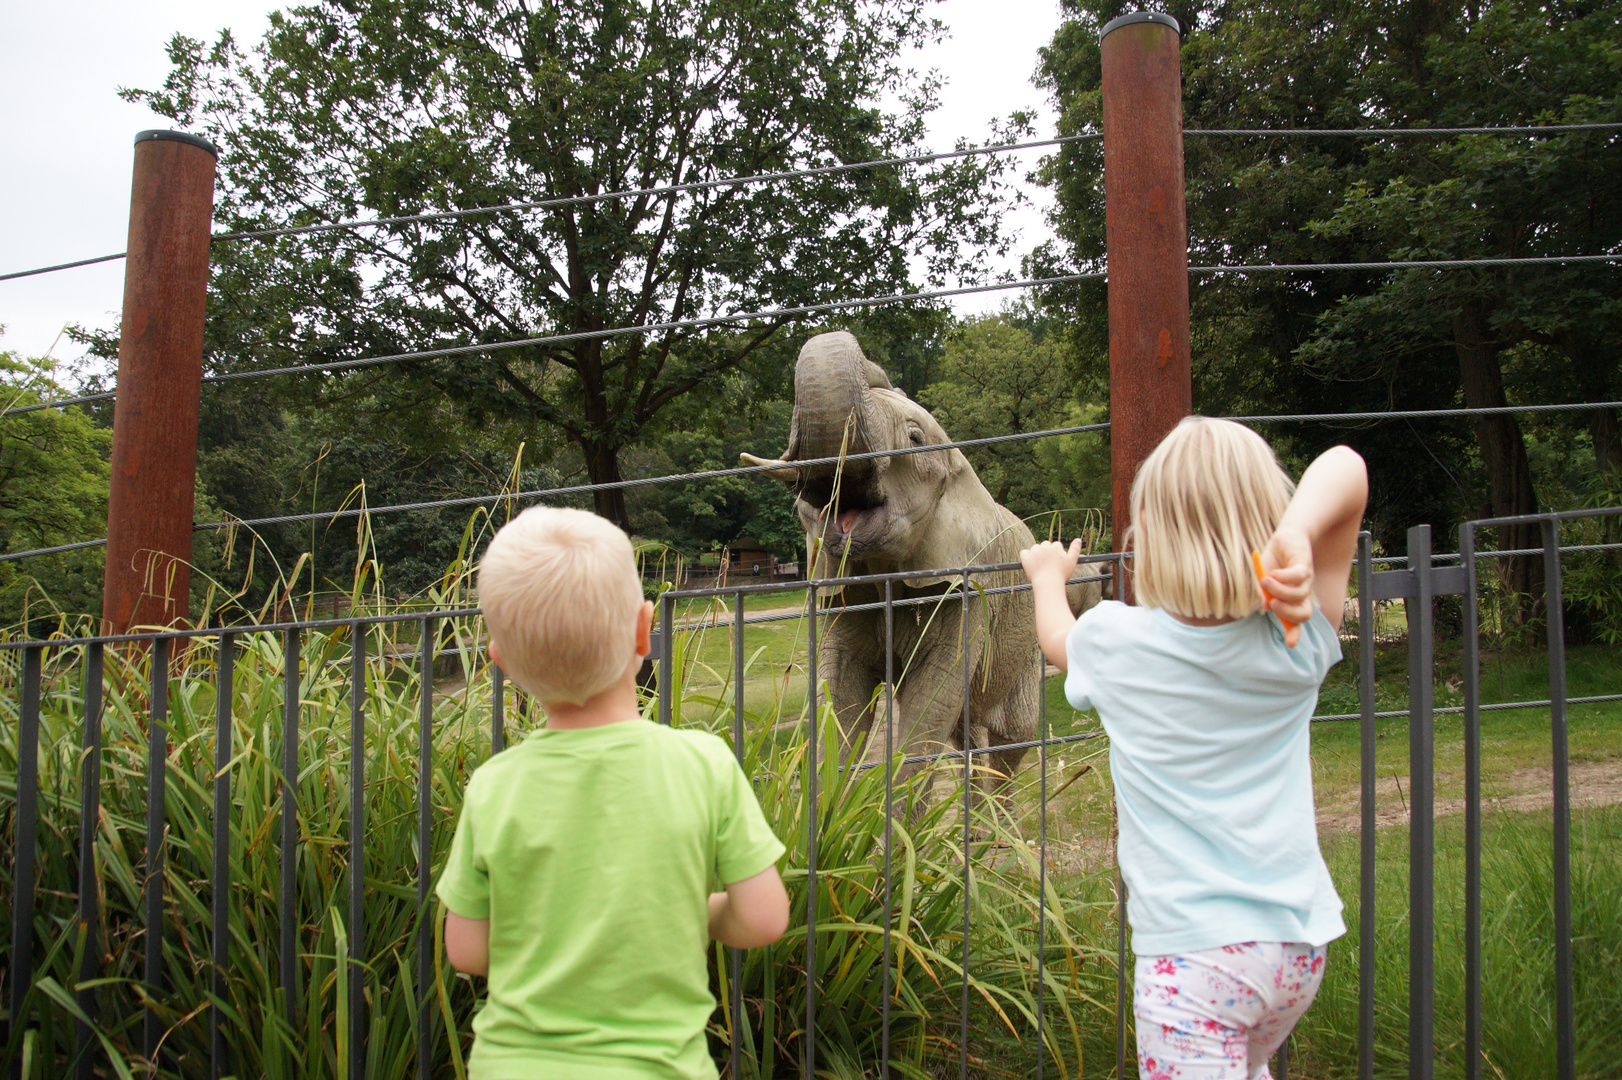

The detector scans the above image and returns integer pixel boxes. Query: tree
[918,308,1109,523]
[128,0,1011,530]
[0,353,111,626]
[621,392,804,556]
[1035,0,1622,572]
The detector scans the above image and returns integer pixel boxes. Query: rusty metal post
[1101,12,1190,594]
[102,130,218,633]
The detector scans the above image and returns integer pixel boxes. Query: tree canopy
[1034,0,1622,570]
[127,0,1011,530]
[0,353,111,626]
[918,308,1109,526]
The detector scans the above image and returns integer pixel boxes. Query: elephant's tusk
[739,452,801,482]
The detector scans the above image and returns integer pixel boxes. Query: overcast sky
[0,0,1064,363]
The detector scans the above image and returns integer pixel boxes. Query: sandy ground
[1028,757,1622,877]
[1314,757,1622,833]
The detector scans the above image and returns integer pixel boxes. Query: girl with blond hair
[1022,417,1368,1080]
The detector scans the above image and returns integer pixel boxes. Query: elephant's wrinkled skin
[742,331,1102,792]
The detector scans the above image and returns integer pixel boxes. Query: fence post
[1100,11,1191,595]
[102,130,218,633]
[1541,518,1575,1080]
[1357,534,1377,1080]
[1406,525,1436,1080]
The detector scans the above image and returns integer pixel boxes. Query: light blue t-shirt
[1064,600,1347,956]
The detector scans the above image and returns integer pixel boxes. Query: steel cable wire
[5,121,1618,283]
[1,134,1096,283]
[1183,123,1622,138]
[0,271,1105,416]
[8,251,1621,418]
[5,399,1620,564]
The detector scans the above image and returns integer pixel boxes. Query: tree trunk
[1561,333,1622,487]
[1591,408,1621,480]
[580,438,631,532]
[1561,333,1621,550]
[1453,303,1541,616]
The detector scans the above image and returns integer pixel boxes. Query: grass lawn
[659,602,1622,1078]
[1296,805,1622,1080]
[8,598,1609,1079]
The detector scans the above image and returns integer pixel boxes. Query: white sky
[0,0,1063,363]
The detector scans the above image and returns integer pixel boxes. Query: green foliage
[1302,808,1622,1080]
[238,407,562,605]
[624,395,804,558]
[0,607,1114,1079]
[124,0,1013,528]
[0,353,110,628]
[918,310,1108,523]
[1036,0,1622,549]
[1553,509,1622,646]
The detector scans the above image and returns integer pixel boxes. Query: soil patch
[1315,757,1622,833]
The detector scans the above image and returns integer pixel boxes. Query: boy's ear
[635,600,655,658]
[488,638,503,671]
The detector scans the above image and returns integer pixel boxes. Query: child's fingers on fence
[1019,539,1080,581]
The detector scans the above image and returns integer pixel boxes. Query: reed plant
[0,606,1116,1079]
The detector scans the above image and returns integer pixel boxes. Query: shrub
[0,614,1114,1079]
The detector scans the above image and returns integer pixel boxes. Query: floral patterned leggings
[1134,941,1326,1080]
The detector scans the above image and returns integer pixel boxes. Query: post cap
[135,129,220,158]
[1100,11,1181,42]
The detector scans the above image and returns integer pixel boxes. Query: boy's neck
[540,672,644,730]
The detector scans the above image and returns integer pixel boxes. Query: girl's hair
[1126,416,1295,618]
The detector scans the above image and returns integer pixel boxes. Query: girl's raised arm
[1260,446,1368,632]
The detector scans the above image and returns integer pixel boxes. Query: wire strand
[0,271,1102,416]
[0,252,129,283]
[12,250,1619,417]
[2,134,1092,283]
[209,134,1094,243]
[5,400,1618,564]
[1191,253,1622,275]
[6,121,1618,283]
[1184,123,1622,138]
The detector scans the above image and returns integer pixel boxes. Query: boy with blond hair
[437,507,789,1080]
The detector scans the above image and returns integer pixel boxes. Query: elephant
[741,331,1103,801]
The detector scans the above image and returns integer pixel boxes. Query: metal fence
[2,509,1619,1079]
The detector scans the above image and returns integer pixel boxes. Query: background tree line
[2,0,1619,629]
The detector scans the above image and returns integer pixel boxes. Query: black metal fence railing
[1,510,1617,1079]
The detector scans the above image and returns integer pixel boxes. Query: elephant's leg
[975,658,1040,826]
[961,714,1025,833]
[814,614,882,759]
[877,642,975,814]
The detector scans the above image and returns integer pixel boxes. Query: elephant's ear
[740,453,801,484]
[903,485,1030,589]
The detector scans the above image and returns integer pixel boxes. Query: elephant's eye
[907,426,924,445]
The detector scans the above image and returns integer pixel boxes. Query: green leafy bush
[0,613,1113,1079]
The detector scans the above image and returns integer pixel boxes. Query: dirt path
[671,602,804,629]
[1315,758,1622,833]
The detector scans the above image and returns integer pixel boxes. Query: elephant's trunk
[785,331,894,469]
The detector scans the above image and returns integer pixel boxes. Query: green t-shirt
[436,718,785,1080]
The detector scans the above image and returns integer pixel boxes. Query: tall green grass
[1296,806,1622,1080]
[3,544,1618,1078]
[0,616,1118,1079]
